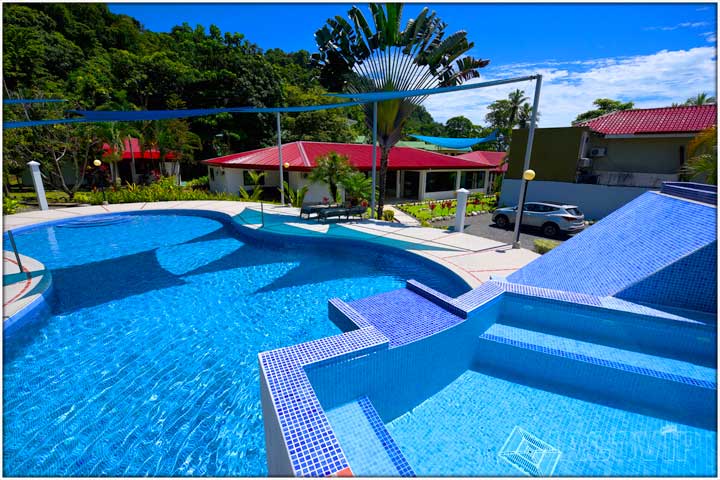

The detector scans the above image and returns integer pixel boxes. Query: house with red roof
[500,104,716,218]
[102,137,180,184]
[203,141,506,203]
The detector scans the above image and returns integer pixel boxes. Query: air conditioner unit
[578,157,592,168]
[589,147,607,157]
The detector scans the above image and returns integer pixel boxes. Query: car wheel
[495,214,509,229]
[542,222,560,238]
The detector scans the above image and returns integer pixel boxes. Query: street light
[93,159,107,204]
[512,169,536,248]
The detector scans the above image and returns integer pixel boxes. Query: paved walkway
[3,251,49,322]
[3,201,540,319]
[384,205,420,226]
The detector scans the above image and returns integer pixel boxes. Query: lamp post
[93,159,107,204]
[512,169,535,248]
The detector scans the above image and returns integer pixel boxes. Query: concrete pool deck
[2,201,539,324]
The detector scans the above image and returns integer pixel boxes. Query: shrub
[185,176,209,189]
[3,197,20,214]
[534,238,561,254]
[382,210,395,222]
[74,179,244,205]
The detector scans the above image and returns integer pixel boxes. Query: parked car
[492,201,585,237]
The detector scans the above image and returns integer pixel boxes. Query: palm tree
[682,126,717,184]
[684,93,716,106]
[313,3,489,217]
[308,151,354,202]
[340,171,373,205]
[98,122,127,186]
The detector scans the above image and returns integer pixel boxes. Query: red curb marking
[468,267,522,273]
[332,467,353,477]
[3,256,34,307]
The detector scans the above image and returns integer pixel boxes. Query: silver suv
[492,201,585,237]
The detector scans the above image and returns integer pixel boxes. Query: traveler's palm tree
[684,93,716,106]
[682,126,717,184]
[313,3,489,216]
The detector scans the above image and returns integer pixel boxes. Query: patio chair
[346,205,367,220]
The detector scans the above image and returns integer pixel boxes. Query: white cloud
[701,31,717,42]
[423,47,717,127]
[645,21,709,31]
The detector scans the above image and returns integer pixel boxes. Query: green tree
[313,3,489,216]
[238,170,265,201]
[683,93,716,106]
[444,116,475,138]
[309,151,354,201]
[682,126,717,184]
[403,105,446,137]
[573,98,634,124]
[281,85,357,143]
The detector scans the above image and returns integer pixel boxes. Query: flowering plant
[322,196,329,205]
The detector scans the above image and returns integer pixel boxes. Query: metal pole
[6,230,24,274]
[276,112,284,205]
[512,75,542,248]
[260,201,265,228]
[371,101,378,218]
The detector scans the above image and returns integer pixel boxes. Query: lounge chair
[317,207,349,223]
[346,205,367,220]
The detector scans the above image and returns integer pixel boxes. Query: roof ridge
[296,141,311,167]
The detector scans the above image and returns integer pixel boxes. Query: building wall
[589,136,689,174]
[289,171,337,204]
[499,179,651,219]
[506,127,587,182]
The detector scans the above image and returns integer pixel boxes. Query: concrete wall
[499,179,652,220]
[289,171,336,204]
[590,135,689,174]
[507,127,587,182]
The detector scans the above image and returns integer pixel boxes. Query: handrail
[6,230,25,275]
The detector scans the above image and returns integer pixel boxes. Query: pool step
[497,297,716,367]
[330,288,464,348]
[325,397,415,477]
[475,324,716,429]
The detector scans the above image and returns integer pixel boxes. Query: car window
[566,207,582,215]
[524,203,540,212]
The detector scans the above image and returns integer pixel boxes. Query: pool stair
[325,396,415,477]
[328,286,466,348]
[475,323,717,430]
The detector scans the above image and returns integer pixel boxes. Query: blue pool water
[310,294,716,476]
[3,212,469,476]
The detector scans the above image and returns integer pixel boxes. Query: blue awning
[410,130,499,150]
[3,98,66,104]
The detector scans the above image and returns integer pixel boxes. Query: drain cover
[498,426,561,476]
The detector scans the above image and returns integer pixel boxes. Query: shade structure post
[512,75,542,249]
[276,112,284,205]
[371,101,378,218]
[27,161,48,211]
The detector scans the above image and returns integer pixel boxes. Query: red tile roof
[576,105,717,136]
[456,150,508,172]
[102,137,176,160]
[202,141,497,171]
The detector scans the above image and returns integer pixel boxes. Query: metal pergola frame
[5,75,543,246]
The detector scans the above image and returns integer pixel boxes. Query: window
[460,171,486,190]
[425,171,457,192]
[243,170,265,186]
[209,168,215,180]
[524,203,541,212]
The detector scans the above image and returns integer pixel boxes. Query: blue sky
[108,2,718,126]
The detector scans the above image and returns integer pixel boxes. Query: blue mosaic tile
[480,324,716,390]
[661,181,717,205]
[506,190,717,313]
[347,289,465,347]
[356,397,415,477]
[259,327,389,477]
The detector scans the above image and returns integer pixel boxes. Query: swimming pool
[2,211,470,476]
[308,295,717,476]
